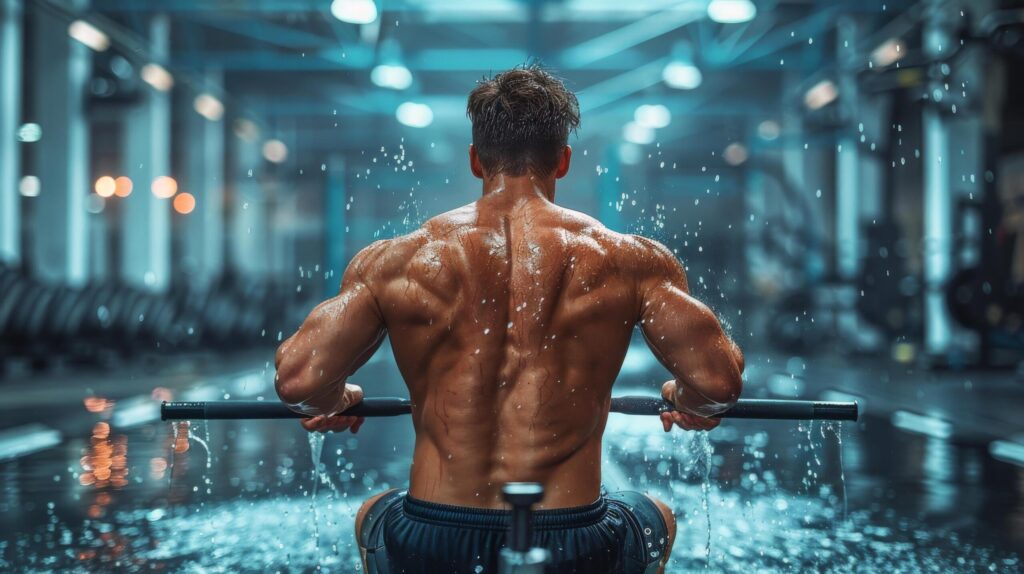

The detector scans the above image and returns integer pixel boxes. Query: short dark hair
[466,64,580,177]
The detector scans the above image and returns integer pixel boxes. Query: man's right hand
[660,380,721,432]
[299,383,366,434]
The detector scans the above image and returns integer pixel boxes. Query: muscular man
[275,65,744,574]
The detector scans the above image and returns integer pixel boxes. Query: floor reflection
[0,379,1021,573]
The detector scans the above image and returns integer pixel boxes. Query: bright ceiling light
[662,61,702,90]
[141,63,174,92]
[371,64,413,90]
[707,0,756,24]
[396,102,433,128]
[724,142,749,166]
[193,93,224,121]
[16,123,41,143]
[330,0,378,24]
[262,139,288,163]
[622,122,655,145]
[871,38,905,68]
[95,176,116,198]
[68,20,109,52]
[19,175,40,197]
[151,176,178,199]
[804,79,838,110]
[634,104,671,129]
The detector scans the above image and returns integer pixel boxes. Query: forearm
[280,378,360,416]
[646,318,744,416]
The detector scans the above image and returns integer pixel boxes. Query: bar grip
[162,396,857,422]
[161,397,413,420]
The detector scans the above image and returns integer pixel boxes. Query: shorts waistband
[402,494,607,530]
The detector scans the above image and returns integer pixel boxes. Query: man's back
[275,65,743,573]
[359,191,650,508]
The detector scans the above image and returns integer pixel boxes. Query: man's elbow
[731,340,745,374]
[699,374,741,411]
[275,377,306,407]
[721,372,743,407]
[274,339,307,406]
[723,342,745,405]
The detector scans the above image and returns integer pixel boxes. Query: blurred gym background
[2,0,1023,370]
[1,0,1023,571]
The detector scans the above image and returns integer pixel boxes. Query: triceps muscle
[639,283,742,416]
[275,278,386,415]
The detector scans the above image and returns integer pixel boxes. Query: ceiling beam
[559,2,705,68]
[192,15,335,49]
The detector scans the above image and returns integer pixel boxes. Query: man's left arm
[275,244,387,432]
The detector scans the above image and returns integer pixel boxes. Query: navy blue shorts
[359,489,669,574]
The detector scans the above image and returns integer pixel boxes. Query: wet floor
[1,353,1022,573]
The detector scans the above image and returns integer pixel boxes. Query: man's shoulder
[349,230,429,281]
[422,204,477,236]
[570,219,668,261]
[352,206,471,277]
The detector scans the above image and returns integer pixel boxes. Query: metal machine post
[499,483,550,574]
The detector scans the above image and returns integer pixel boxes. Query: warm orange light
[94,176,116,197]
[114,176,133,197]
[151,176,178,199]
[84,396,113,413]
[173,192,196,214]
[174,422,190,453]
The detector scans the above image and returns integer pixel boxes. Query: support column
[835,17,861,282]
[230,135,267,277]
[181,69,225,289]
[0,0,21,266]
[324,155,347,295]
[121,15,171,292]
[782,70,827,281]
[31,2,89,285]
[835,142,860,280]
[922,0,954,355]
[857,96,887,224]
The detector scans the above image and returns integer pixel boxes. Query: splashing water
[187,422,213,472]
[821,421,847,520]
[692,431,714,566]
[309,432,325,569]
[601,409,1020,573]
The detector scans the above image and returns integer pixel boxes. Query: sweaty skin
[275,148,744,510]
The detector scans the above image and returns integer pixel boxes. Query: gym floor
[1,342,1021,573]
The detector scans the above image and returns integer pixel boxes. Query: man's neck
[481,173,556,203]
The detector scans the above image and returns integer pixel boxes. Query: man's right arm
[632,237,744,423]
